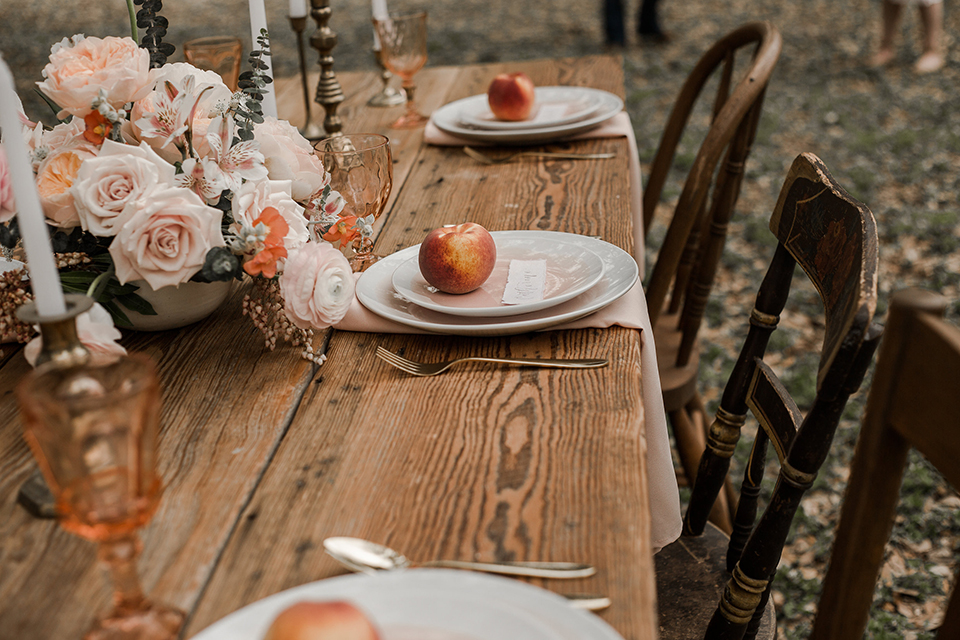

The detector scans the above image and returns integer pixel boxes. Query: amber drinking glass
[184,36,243,91]
[314,133,394,271]
[373,11,429,129]
[16,354,184,640]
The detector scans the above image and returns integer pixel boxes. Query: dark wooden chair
[644,22,782,531]
[655,153,882,640]
[810,289,960,640]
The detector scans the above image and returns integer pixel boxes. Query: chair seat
[655,523,777,640]
[655,310,701,412]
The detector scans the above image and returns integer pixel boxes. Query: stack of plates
[430,87,624,145]
[356,231,639,336]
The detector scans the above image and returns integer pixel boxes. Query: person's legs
[915,0,945,72]
[871,0,904,66]
[604,0,626,46]
[637,0,668,41]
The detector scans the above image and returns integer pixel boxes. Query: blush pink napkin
[334,111,682,553]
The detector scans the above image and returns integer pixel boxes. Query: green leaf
[102,299,134,328]
[115,291,156,316]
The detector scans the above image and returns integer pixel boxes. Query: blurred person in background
[604,0,668,47]
[872,0,944,73]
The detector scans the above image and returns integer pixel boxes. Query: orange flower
[322,215,359,249]
[244,244,287,279]
[82,111,113,144]
[243,207,290,278]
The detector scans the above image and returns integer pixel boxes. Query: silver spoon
[323,537,596,579]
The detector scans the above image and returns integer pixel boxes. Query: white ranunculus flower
[72,140,177,236]
[279,242,355,330]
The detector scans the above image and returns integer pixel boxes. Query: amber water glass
[16,354,184,640]
[374,11,429,129]
[314,133,394,271]
[184,36,243,91]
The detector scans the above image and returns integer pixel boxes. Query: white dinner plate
[390,235,605,318]
[458,86,606,131]
[356,231,638,336]
[190,569,624,640]
[431,88,623,145]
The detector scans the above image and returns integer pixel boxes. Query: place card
[501,259,546,305]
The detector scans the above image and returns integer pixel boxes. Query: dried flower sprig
[242,277,325,365]
[0,269,35,344]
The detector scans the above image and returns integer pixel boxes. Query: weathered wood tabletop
[0,55,658,640]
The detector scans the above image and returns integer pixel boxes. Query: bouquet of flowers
[0,3,369,364]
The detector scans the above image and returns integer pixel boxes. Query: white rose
[254,117,328,202]
[231,179,309,251]
[279,242,355,330]
[72,140,177,236]
[109,186,225,290]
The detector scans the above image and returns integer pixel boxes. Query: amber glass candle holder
[16,354,184,640]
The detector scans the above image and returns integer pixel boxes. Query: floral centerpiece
[0,1,371,364]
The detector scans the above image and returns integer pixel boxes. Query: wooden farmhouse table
[0,55,662,640]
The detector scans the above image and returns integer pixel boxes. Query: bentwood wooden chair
[644,22,781,531]
[655,153,882,640]
[810,289,960,640]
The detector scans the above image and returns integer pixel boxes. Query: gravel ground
[2,0,959,637]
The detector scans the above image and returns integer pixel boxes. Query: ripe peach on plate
[418,223,497,295]
[263,601,380,640]
[486,72,536,121]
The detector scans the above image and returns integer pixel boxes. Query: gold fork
[376,346,608,377]
[463,146,616,165]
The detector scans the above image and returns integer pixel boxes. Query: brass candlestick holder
[309,0,344,137]
[290,15,325,140]
[368,48,405,107]
[15,293,93,518]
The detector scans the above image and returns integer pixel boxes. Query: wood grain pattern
[0,56,656,640]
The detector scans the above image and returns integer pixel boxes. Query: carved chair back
[680,153,882,640]
[810,289,960,640]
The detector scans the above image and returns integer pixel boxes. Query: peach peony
[72,140,176,236]
[35,139,99,228]
[109,186,225,290]
[254,117,328,202]
[37,35,155,118]
[24,302,127,367]
[279,242,355,330]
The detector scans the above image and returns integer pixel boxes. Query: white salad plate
[431,88,623,145]
[356,231,639,336]
[390,235,605,318]
[458,86,606,131]
[190,569,624,640]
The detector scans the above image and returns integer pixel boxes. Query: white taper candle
[0,57,66,317]
[372,0,389,50]
[249,0,279,118]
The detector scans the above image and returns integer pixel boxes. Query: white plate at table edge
[458,86,606,131]
[390,235,606,318]
[431,89,623,145]
[189,569,624,640]
[357,231,638,336]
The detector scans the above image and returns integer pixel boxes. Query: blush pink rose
[35,138,99,228]
[279,242,355,330]
[0,147,15,223]
[72,140,176,236]
[37,35,155,118]
[254,117,328,202]
[25,302,127,367]
[109,186,225,290]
